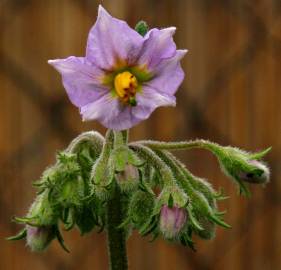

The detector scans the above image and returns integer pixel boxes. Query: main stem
[106,129,129,270]
[106,182,128,270]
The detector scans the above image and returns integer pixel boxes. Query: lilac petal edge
[48,56,107,107]
[86,5,144,70]
[145,49,188,96]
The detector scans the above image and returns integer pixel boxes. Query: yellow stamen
[114,71,138,106]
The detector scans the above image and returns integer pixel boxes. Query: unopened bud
[26,225,55,252]
[116,164,139,192]
[135,20,149,36]
[238,160,270,184]
[159,205,187,239]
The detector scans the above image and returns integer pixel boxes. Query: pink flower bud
[159,205,187,239]
[26,225,55,252]
[116,164,139,192]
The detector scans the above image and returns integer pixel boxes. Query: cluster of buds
[8,131,270,252]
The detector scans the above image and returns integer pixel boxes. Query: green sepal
[112,145,143,172]
[148,231,159,242]
[13,216,37,225]
[111,146,129,172]
[54,226,70,253]
[91,130,114,187]
[213,188,230,200]
[249,147,272,160]
[195,217,216,240]
[180,233,196,252]
[62,208,76,231]
[168,194,174,208]
[186,207,204,231]
[139,215,158,236]
[135,20,149,36]
[156,185,188,212]
[127,190,155,231]
[6,228,27,241]
[76,205,99,235]
[138,170,155,195]
[238,180,251,197]
[209,214,231,229]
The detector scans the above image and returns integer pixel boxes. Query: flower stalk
[106,183,128,270]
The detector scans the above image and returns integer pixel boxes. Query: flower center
[114,71,138,106]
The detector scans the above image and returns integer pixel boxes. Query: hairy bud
[212,146,271,195]
[238,160,270,184]
[116,164,139,192]
[159,205,187,239]
[26,225,55,252]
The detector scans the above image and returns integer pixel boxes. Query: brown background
[0,0,280,269]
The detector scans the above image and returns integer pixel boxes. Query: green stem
[121,130,129,144]
[129,143,175,186]
[136,139,216,152]
[106,183,128,270]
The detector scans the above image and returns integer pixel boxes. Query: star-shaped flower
[48,5,187,130]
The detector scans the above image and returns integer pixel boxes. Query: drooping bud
[159,205,187,239]
[91,130,115,200]
[116,164,139,192]
[238,160,270,184]
[26,225,55,252]
[27,191,59,226]
[210,145,271,195]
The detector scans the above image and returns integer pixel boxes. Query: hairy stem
[121,130,129,144]
[135,139,217,152]
[106,183,128,270]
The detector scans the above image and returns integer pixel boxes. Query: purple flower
[26,225,55,252]
[159,204,187,239]
[48,5,187,130]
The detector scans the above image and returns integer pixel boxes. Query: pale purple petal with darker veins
[160,205,187,239]
[145,50,187,95]
[137,27,177,70]
[26,225,54,252]
[48,56,107,107]
[86,5,144,70]
[80,93,141,130]
[175,207,187,229]
[132,86,176,120]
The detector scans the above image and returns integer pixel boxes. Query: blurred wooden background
[0,0,280,269]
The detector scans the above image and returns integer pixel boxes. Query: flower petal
[80,93,141,131]
[86,5,144,70]
[48,56,107,107]
[145,49,187,95]
[132,86,176,120]
[137,27,177,70]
